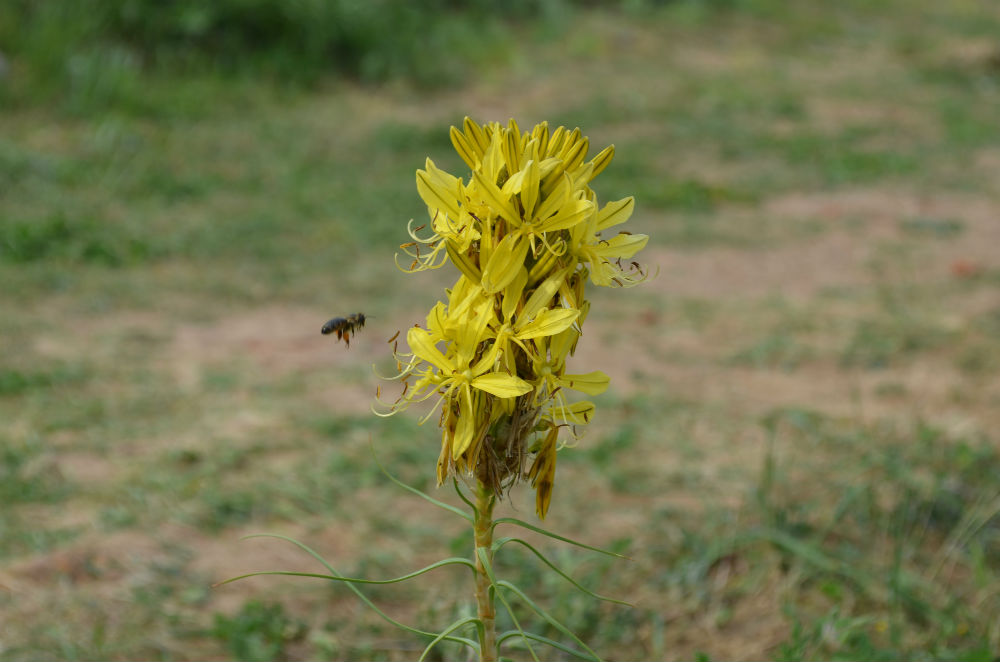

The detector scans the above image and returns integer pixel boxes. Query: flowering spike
[379,118,649,517]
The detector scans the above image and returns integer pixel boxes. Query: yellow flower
[570,196,651,287]
[487,267,579,372]
[380,117,648,518]
[406,296,533,457]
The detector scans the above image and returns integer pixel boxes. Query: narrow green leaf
[498,630,601,662]
[493,518,630,559]
[371,443,473,522]
[453,478,477,515]
[214,557,474,589]
[222,534,478,650]
[493,537,632,606]
[497,579,603,662]
[419,617,484,662]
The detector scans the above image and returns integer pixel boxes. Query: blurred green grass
[2,0,1000,660]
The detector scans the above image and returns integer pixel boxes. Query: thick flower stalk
[378,118,648,519]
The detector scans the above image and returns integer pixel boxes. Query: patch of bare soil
[649,229,875,300]
[674,578,789,661]
[572,187,1000,436]
[2,531,162,588]
[170,306,338,387]
[167,304,429,416]
[768,189,1000,267]
[805,97,935,135]
[0,520,368,638]
[648,189,997,301]
[54,451,119,484]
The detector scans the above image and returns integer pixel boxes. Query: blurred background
[1,1,999,660]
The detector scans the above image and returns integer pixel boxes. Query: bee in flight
[321,313,367,347]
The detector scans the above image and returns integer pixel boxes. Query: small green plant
[220,118,649,660]
[211,600,305,662]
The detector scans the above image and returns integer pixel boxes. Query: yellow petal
[531,121,550,153]
[591,232,649,259]
[447,279,483,325]
[587,259,617,286]
[549,324,579,361]
[503,122,522,176]
[588,144,615,180]
[535,172,570,222]
[596,196,634,231]
[522,136,541,164]
[502,266,528,322]
[481,129,507,184]
[471,372,533,398]
[450,125,480,170]
[470,337,503,377]
[481,234,530,294]
[501,169,524,198]
[520,159,540,219]
[464,117,489,152]
[568,161,594,193]
[456,297,494,365]
[558,371,610,395]
[538,198,593,232]
[526,243,559,285]
[425,158,461,192]
[538,157,561,179]
[516,308,580,340]
[416,162,461,221]
[426,301,449,339]
[558,132,588,171]
[446,241,482,283]
[472,170,520,227]
[555,127,581,157]
[548,400,595,425]
[522,267,568,320]
[407,327,451,372]
[451,390,477,458]
[547,126,567,157]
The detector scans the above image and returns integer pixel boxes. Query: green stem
[474,480,497,662]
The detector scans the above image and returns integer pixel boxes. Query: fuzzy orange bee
[321,313,367,347]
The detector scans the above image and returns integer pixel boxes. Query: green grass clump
[212,600,306,662]
[1,0,569,114]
